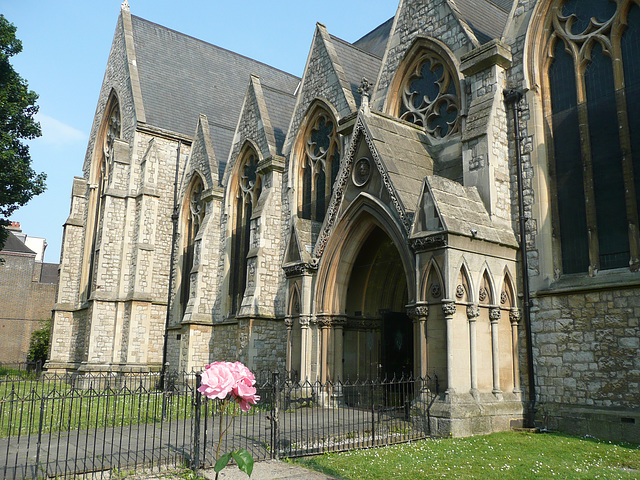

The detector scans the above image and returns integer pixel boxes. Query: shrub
[27,319,51,365]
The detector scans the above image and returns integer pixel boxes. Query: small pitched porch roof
[422,175,518,247]
[363,110,435,216]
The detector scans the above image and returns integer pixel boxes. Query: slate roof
[425,175,517,246]
[129,15,300,167]
[353,17,394,58]
[452,0,512,43]
[330,35,383,108]
[1,233,36,256]
[364,111,435,214]
[39,263,59,284]
[262,85,297,156]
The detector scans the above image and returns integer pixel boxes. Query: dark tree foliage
[0,15,46,249]
[27,319,51,365]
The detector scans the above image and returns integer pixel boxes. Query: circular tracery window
[399,51,460,139]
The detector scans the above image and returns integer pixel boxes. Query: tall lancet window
[230,149,262,314]
[180,176,204,317]
[543,0,640,273]
[85,98,120,298]
[298,109,340,223]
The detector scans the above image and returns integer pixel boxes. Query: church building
[48,0,639,441]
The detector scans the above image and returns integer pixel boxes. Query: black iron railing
[0,371,436,479]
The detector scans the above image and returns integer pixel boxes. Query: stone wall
[532,286,640,442]
[0,253,57,363]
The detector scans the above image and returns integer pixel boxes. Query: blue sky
[2,0,398,262]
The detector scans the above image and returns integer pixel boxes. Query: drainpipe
[504,88,536,428]
[161,140,182,389]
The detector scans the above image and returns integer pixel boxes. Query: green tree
[27,319,51,365]
[0,15,46,249]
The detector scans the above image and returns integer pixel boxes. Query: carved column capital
[509,308,521,325]
[284,318,293,328]
[332,315,347,328]
[406,304,429,321]
[317,316,332,328]
[441,301,456,317]
[489,306,501,323]
[466,304,480,321]
[298,315,310,327]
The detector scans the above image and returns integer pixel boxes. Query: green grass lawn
[293,431,640,479]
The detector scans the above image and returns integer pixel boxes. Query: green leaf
[232,449,254,477]
[214,452,232,473]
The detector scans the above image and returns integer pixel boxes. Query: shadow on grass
[288,457,350,480]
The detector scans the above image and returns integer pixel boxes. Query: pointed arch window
[84,98,121,298]
[392,45,461,139]
[298,110,341,223]
[230,149,262,314]
[179,176,205,317]
[543,0,640,274]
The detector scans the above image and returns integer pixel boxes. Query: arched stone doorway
[343,226,412,380]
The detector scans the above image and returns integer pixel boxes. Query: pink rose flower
[198,361,260,411]
[198,362,235,400]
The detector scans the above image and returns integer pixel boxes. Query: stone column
[466,304,480,396]
[510,308,522,395]
[333,316,346,382]
[318,316,332,384]
[442,301,457,395]
[285,317,293,377]
[489,306,502,397]
[407,304,429,379]
[298,316,311,381]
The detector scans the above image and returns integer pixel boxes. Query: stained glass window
[299,111,340,223]
[398,51,460,139]
[230,151,261,314]
[545,0,640,273]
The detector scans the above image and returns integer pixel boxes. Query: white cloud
[35,113,87,147]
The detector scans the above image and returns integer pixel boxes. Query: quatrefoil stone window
[399,52,460,139]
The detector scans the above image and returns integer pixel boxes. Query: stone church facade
[49,0,639,441]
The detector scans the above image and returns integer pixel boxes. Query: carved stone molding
[332,316,347,328]
[406,304,429,320]
[466,304,480,320]
[489,307,501,323]
[479,286,489,303]
[347,318,382,330]
[352,157,372,187]
[283,263,310,278]
[317,316,332,328]
[409,234,447,252]
[358,77,372,98]
[441,301,456,317]
[509,308,521,325]
[500,291,508,305]
[455,284,465,299]
[313,117,412,261]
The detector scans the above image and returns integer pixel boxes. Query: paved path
[202,460,337,480]
[123,460,337,480]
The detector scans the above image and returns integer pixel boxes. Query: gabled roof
[262,85,297,156]
[1,232,36,256]
[129,15,300,168]
[450,0,512,44]
[364,110,434,215]
[353,17,394,58]
[39,263,59,284]
[330,35,383,108]
[423,175,517,246]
